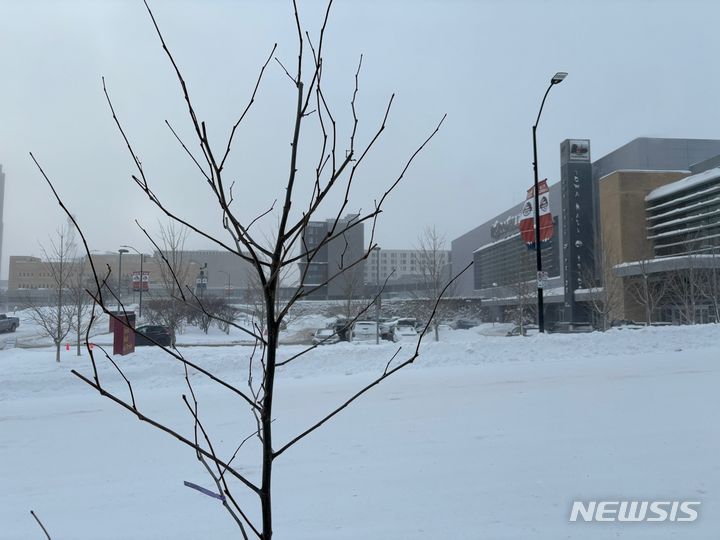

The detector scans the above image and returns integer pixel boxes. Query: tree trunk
[76,307,82,356]
[260,285,277,539]
[55,342,61,363]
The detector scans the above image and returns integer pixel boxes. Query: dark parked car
[452,319,479,330]
[331,318,353,342]
[0,314,20,333]
[134,325,172,346]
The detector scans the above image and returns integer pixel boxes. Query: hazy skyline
[2,0,720,279]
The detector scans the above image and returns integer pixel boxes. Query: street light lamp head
[118,248,129,254]
[551,72,568,85]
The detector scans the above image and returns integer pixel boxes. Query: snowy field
[1,323,719,539]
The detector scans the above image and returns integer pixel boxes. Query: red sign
[519,179,554,249]
[132,271,150,291]
[112,312,136,356]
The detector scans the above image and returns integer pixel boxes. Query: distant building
[176,250,256,294]
[0,164,5,279]
[6,249,259,303]
[364,248,450,285]
[298,214,365,300]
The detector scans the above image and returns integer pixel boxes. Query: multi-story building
[8,252,199,295]
[451,137,720,326]
[0,164,5,279]
[176,250,256,294]
[613,163,720,323]
[298,214,365,300]
[363,248,450,285]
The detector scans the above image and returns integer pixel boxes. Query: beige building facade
[599,170,705,321]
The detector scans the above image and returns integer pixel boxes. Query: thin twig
[30,510,51,540]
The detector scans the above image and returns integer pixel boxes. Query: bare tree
[581,241,624,331]
[31,2,464,538]
[697,247,720,322]
[67,256,96,355]
[412,226,451,341]
[339,263,367,322]
[28,226,76,362]
[156,220,192,345]
[508,255,537,335]
[666,255,704,324]
[244,270,267,337]
[624,257,667,326]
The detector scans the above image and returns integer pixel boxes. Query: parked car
[0,314,20,333]
[312,328,340,345]
[134,325,172,346]
[452,319,479,330]
[393,324,418,342]
[378,318,399,340]
[506,325,539,337]
[550,322,595,334]
[331,318,353,341]
[351,321,378,342]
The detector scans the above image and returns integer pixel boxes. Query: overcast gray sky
[2,0,719,278]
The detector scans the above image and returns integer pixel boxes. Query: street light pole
[532,71,567,334]
[117,248,129,312]
[375,246,381,344]
[121,245,145,319]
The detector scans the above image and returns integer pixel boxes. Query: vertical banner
[519,179,554,249]
[132,271,150,291]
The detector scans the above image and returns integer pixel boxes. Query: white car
[312,328,340,345]
[393,325,418,342]
[351,321,378,342]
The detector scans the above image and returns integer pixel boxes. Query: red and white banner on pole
[518,179,553,249]
[132,271,150,291]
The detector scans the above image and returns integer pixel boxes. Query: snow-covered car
[312,328,340,345]
[378,318,398,340]
[506,325,539,337]
[351,321,378,342]
[393,325,418,341]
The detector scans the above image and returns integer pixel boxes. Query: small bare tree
[624,257,667,326]
[156,220,192,344]
[582,241,624,331]
[339,263,367,322]
[666,256,704,324]
[697,248,720,322]
[28,226,76,362]
[508,256,537,335]
[413,226,451,341]
[31,1,466,538]
[67,255,96,355]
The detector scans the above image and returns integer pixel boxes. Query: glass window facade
[647,176,720,257]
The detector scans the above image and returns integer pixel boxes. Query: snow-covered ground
[1,323,719,538]
[1,306,333,348]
